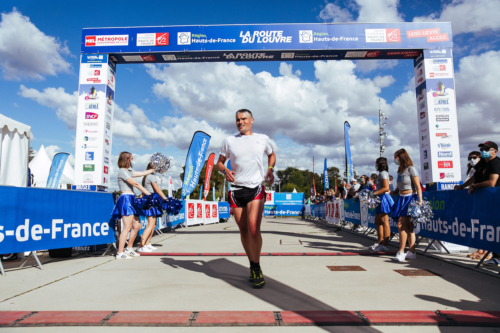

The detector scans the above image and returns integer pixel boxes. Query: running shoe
[249,267,254,282]
[251,267,266,289]
[405,251,417,260]
[147,244,157,250]
[137,246,152,253]
[116,252,132,260]
[368,243,379,250]
[391,251,406,262]
[124,248,141,257]
[375,245,390,252]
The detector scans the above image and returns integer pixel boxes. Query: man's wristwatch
[222,169,227,175]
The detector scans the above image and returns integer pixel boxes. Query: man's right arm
[455,176,475,190]
[216,154,227,173]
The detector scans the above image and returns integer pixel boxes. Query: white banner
[203,201,219,225]
[185,199,219,226]
[265,191,275,205]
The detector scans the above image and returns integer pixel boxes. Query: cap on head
[350,178,356,183]
[479,141,498,151]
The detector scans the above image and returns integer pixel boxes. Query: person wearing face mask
[456,142,500,192]
[391,149,423,262]
[112,151,155,260]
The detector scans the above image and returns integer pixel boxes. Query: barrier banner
[218,202,230,218]
[0,187,115,253]
[47,152,69,188]
[340,188,500,253]
[138,216,159,236]
[304,204,311,215]
[264,205,304,216]
[203,201,219,224]
[274,193,304,205]
[181,131,211,198]
[165,201,185,228]
[265,191,275,205]
[203,153,215,200]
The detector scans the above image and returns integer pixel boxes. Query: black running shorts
[229,185,266,208]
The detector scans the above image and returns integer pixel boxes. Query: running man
[217,109,276,288]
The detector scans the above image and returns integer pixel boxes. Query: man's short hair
[236,109,253,119]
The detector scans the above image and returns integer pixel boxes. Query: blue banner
[0,187,115,253]
[340,188,500,254]
[344,122,353,182]
[274,193,305,205]
[324,158,329,190]
[181,131,211,198]
[47,152,69,188]
[199,185,203,200]
[219,202,230,218]
[226,159,231,191]
[264,205,304,216]
[165,201,185,228]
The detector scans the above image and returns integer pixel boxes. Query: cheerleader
[368,157,394,252]
[137,163,168,252]
[391,149,423,262]
[112,152,155,260]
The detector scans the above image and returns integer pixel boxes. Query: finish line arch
[74,22,459,191]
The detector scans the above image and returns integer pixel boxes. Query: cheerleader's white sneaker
[147,244,157,250]
[116,252,132,260]
[124,248,141,257]
[137,246,152,253]
[368,243,379,250]
[392,251,406,262]
[374,245,390,252]
[405,251,417,260]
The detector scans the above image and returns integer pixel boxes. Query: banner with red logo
[185,199,219,226]
[203,153,215,200]
[265,191,275,205]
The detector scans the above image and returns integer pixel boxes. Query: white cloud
[0,9,71,80]
[319,0,404,23]
[373,75,396,88]
[355,60,398,73]
[413,0,500,35]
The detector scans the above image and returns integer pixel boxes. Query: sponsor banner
[81,22,453,55]
[203,153,215,200]
[265,191,275,205]
[274,193,305,205]
[165,201,186,228]
[218,202,230,219]
[46,153,69,188]
[138,216,160,236]
[0,187,115,253]
[264,205,304,216]
[184,200,218,225]
[341,188,500,253]
[181,132,211,198]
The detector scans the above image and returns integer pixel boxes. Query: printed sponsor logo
[299,30,313,43]
[424,162,429,170]
[438,143,452,150]
[85,112,98,119]
[81,144,98,149]
[424,150,428,159]
[106,122,111,130]
[83,174,94,183]
[417,76,424,84]
[438,161,453,168]
[212,204,217,218]
[85,103,99,110]
[387,51,421,57]
[266,193,272,202]
[386,29,401,42]
[86,55,103,61]
[422,135,428,141]
[223,52,274,60]
[83,164,95,171]
[89,64,102,68]
[136,32,169,46]
[105,149,110,156]
[85,152,94,161]
[420,112,426,119]
[122,55,157,62]
[415,52,423,63]
[421,128,428,133]
[427,33,449,42]
[188,203,194,219]
[104,157,109,164]
[85,35,129,46]
[83,122,98,126]
[421,143,429,149]
[407,28,441,38]
[178,32,191,45]
[433,59,448,64]
[83,136,97,142]
[438,151,453,158]
[430,49,447,54]
[434,106,450,112]
[436,114,450,122]
[162,54,177,61]
[440,172,455,179]
[205,205,211,218]
[420,121,426,126]
[103,177,107,184]
[103,166,108,174]
[419,100,426,110]
[86,78,101,83]
[84,129,98,134]
[196,203,203,218]
[105,139,110,145]
[424,171,429,181]
[240,30,292,43]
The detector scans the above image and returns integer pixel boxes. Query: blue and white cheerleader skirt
[375,193,394,215]
[391,193,418,219]
[111,193,139,218]
[141,206,162,217]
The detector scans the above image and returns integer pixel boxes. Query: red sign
[438,161,453,168]
[205,204,210,218]
[420,112,426,119]
[212,204,217,218]
[266,192,272,202]
[94,70,100,76]
[203,153,215,200]
[407,28,441,38]
[440,173,446,179]
[85,36,96,46]
[365,51,381,57]
[386,29,401,43]
[156,33,169,45]
[188,203,194,218]
[436,133,447,137]
[197,203,203,218]
[427,33,449,42]
[103,166,108,174]
[141,55,156,61]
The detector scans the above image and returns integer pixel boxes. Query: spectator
[464,151,481,185]
[455,142,500,265]
[369,174,378,190]
[391,148,423,262]
[341,181,348,199]
[389,175,395,192]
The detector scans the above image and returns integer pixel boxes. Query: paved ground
[1,217,500,332]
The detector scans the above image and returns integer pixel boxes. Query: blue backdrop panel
[0,187,115,253]
[138,216,159,236]
[274,193,305,205]
[341,188,500,253]
[218,202,230,219]
[165,201,186,228]
[264,205,304,216]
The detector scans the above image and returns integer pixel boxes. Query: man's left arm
[473,174,499,189]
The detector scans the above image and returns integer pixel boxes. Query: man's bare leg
[246,197,265,263]
[233,207,253,260]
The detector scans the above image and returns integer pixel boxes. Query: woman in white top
[137,162,168,253]
[111,152,155,260]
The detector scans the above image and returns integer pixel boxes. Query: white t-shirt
[219,133,273,189]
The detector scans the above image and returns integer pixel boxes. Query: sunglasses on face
[480,148,491,152]
[468,156,478,160]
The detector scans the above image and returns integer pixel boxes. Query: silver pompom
[150,152,171,174]
[408,199,433,225]
[358,189,381,209]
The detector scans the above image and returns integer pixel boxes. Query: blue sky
[1,0,499,189]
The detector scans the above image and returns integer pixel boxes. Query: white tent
[0,114,32,187]
[29,145,74,188]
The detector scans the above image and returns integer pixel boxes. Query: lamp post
[379,99,388,157]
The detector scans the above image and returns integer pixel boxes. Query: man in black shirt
[456,141,500,192]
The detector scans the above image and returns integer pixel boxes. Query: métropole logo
[85,35,129,46]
